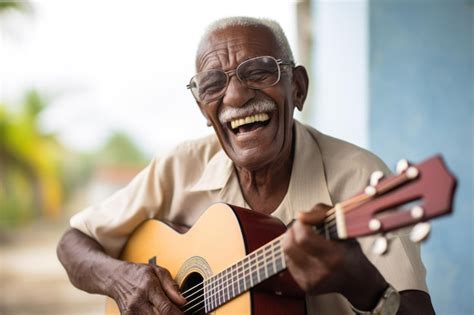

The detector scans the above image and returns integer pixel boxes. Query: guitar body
[106,203,305,314]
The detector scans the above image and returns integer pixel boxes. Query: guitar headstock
[335,155,456,251]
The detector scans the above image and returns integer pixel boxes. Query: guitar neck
[203,236,286,312]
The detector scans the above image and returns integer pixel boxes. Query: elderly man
[58,17,434,314]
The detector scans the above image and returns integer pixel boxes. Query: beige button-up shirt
[71,121,428,314]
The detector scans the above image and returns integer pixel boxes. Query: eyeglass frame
[186,55,295,103]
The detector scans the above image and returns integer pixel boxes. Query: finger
[289,220,335,254]
[298,203,332,225]
[148,283,183,315]
[153,267,187,305]
[123,301,155,315]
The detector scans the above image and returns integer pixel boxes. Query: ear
[291,65,309,111]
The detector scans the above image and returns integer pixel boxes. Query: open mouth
[228,113,271,134]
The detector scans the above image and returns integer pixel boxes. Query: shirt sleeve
[70,157,167,258]
[359,231,429,292]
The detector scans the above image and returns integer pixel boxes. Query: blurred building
[303,1,473,314]
[86,164,143,205]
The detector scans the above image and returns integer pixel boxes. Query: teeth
[230,113,270,130]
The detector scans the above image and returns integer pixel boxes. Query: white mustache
[218,99,277,124]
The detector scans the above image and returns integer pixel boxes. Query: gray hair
[197,16,294,65]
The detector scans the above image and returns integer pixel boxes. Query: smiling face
[195,25,307,171]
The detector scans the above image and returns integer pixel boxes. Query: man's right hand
[111,261,186,315]
[57,228,185,315]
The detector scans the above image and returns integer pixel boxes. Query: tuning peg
[370,170,384,186]
[371,235,388,255]
[364,185,377,196]
[396,159,409,174]
[406,166,419,179]
[410,222,432,243]
[410,206,424,219]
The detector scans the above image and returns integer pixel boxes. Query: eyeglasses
[187,56,294,103]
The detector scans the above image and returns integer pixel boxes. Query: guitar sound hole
[181,272,205,315]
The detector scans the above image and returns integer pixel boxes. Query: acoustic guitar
[105,155,456,314]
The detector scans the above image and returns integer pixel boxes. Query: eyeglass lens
[189,56,281,102]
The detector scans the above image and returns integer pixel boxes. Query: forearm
[57,228,122,297]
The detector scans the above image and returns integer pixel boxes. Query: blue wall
[369,1,473,314]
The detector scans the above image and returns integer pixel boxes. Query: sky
[1,0,297,156]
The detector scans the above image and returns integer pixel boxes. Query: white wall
[309,0,368,148]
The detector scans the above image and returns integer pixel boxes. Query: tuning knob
[396,159,409,174]
[370,170,384,186]
[410,222,432,243]
[371,236,388,256]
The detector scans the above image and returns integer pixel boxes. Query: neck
[235,135,294,214]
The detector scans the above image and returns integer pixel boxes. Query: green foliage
[0,0,32,14]
[0,90,63,227]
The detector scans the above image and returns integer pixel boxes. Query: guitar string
[180,220,338,301]
[181,224,340,312]
[181,238,287,306]
[182,247,287,314]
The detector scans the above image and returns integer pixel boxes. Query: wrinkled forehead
[195,25,282,72]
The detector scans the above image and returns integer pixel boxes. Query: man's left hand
[282,203,389,310]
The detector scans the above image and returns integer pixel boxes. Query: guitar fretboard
[203,237,285,313]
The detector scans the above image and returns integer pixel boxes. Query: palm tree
[0,2,63,226]
[0,91,63,225]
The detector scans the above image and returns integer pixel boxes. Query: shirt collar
[189,120,333,224]
[273,120,333,225]
[189,148,234,192]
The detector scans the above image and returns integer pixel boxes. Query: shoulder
[148,133,223,189]
[162,133,222,164]
[302,123,390,202]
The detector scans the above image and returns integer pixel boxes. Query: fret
[207,277,214,311]
[237,260,244,295]
[245,254,254,288]
[274,241,285,271]
[243,258,251,290]
[260,247,268,279]
[222,272,227,303]
[212,277,218,310]
[265,244,275,275]
[204,278,209,313]
[249,251,258,286]
[258,265,266,281]
[224,267,230,302]
[271,241,278,273]
[255,251,260,283]
[256,249,265,282]
[230,264,236,298]
[217,273,223,306]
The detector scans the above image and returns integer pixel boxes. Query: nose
[222,74,255,108]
